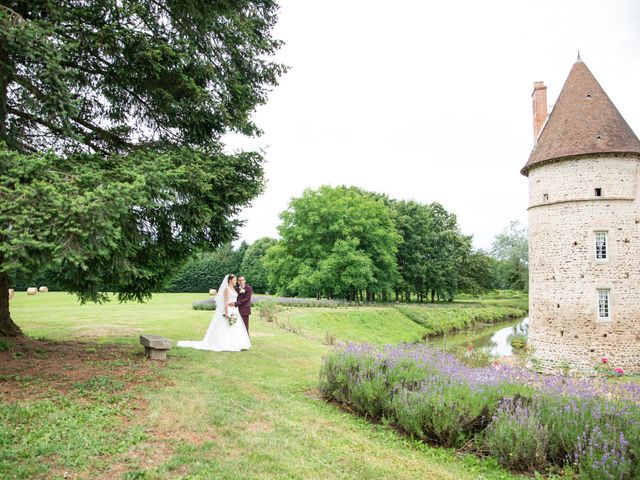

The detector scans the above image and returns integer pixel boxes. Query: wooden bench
[140,334,172,361]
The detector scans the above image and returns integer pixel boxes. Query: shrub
[166,245,244,292]
[510,334,527,350]
[258,301,280,323]
[191,294,347,311]
[481,396,549,471]
[323,332,337,345]
[192,301,215,311]
[320,343,640,478]
[574,425,633,479]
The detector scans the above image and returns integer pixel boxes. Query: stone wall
[527,155,640,374]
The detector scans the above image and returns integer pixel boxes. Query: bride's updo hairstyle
[228,274,236,284]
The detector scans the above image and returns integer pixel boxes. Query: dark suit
[235,284,253,333]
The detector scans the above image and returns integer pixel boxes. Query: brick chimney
[532,81,547,144]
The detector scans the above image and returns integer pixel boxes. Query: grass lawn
[454,291,529,311]
[2,292,523,479]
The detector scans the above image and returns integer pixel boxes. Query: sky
[225,0,640,251]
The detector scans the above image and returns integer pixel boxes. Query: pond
[426,316,529,358]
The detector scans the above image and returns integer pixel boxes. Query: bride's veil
[214,274,230,311]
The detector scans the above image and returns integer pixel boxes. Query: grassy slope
[282,307,428,344]
[284,304,527,346]
[455,291,529,311]
[5,292,521,479]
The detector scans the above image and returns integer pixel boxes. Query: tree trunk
[0,31,8,142]
[0,265,22,336]
[0,31,21,336]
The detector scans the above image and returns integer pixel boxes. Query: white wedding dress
[177,276,251,352]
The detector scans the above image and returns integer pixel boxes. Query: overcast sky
[225,0,640,251]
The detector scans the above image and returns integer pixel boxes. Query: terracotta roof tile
[521,60,640,175]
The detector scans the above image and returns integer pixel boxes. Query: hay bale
[27,287,37,295]
[209,289,217,296]
[8,289,14,300]
[38,286,48,293]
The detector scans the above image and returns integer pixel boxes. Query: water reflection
[427,317,529,358]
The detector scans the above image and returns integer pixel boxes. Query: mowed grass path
[5,293,521,479]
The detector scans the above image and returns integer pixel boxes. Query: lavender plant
[481,396,549,471]
[320,343,640,478]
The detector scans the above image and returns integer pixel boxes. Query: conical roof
[521,60,640,175]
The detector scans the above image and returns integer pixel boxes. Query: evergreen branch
[13,75,133,151]
[0,5,24,24]
[7,106,106,154]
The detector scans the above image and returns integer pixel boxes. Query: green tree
[457,250,498,295]
[165,244,246,293]
[490,221,529,291]
[265,186,400,300]
[391,200,471,302]
[0,1,285,335]
[422,203,471,302]
[390,200,433,301]
[239,237,277,293]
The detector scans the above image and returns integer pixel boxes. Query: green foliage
[165,244,245,293]
[239,237,277,293]
[491,221,529,291]
[257,301,281,323]
[391,200,473,302]
[319,348,519,451]
[0,1,286,152]
[509,335,527,350]
[264,189,488,303]
[321,346,640,479]
[265,186,400,300]
[481,397,549,471]
[457,250,499,295]
[192,301,215,311]
[10,265,64,291]
[1,148,261,302]
[0,0,285,335]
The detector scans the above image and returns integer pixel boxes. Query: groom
[235,276,253,334]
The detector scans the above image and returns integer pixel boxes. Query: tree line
[13,185,528,301]
[261,185,527,301]
[161,186,528,301]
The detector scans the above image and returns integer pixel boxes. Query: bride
[177,274,251,351]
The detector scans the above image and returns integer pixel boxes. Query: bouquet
[227,312,238,326]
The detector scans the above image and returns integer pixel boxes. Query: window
[543,193,549,202]
[598,289,610,320]
[595,188,602,197]
[595,232,607,260]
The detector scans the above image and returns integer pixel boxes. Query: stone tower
[522,58,640,375]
